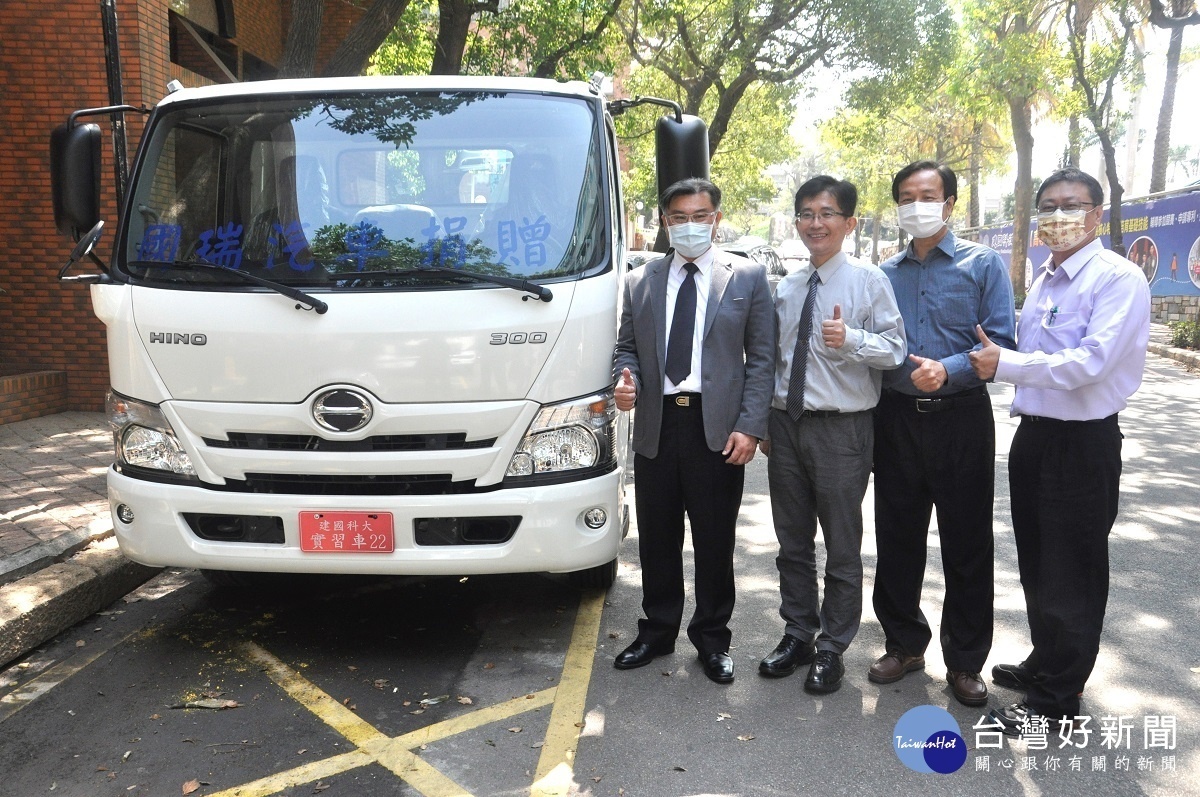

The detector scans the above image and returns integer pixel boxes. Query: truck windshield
[121,90,605,288]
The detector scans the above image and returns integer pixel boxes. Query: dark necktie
[664,263,699,386]
[786,271,820,421]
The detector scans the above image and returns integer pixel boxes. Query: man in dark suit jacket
[612,178,775,683]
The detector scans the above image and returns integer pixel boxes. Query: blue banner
[972,189,1200,297]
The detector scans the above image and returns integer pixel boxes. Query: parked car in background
[624,249,662,270]
[720,236,787,291]
[777,239,809,273]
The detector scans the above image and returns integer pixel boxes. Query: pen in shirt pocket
[1045,305,1059,326]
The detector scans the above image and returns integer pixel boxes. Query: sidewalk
[0,412,157,667]
[0,324,1196,668]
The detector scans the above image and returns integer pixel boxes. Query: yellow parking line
[531,588,605,797]
[239,641,389,748]
[205,750,371,797]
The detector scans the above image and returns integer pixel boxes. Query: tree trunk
[1097,126,1125,255]
[1067,114,1081,167]
[431,0,498,75]
[321,0,413,77]
[1008,96,1034,297]
[280,0,324,78]
[1149,25,1184,193]
[704,71,755,156]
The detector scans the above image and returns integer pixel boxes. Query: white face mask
[1037,209,1093,252]
[667,222,714,259]
[897,201,948,239]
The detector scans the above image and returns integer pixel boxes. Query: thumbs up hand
[821,303,846,349]
[968,324,1001,381]
[615,367,637,411]
[908,354,948,393]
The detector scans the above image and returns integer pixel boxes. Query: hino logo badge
[149,332,207,345]
[312,389,373,433]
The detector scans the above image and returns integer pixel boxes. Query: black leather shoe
[699,651,735,683]
[613,639,674,670]
[759,634,816,678]
[804,650,844,694]
[992,661,1039,691]
[990,702,1074,738]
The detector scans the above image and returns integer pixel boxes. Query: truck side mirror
[50,123,103,240]
[655,114,709,199]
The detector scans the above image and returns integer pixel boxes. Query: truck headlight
[107,390,196,477]
[505,389,617,482]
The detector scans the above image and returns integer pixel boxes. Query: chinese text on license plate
[299,511,394,553]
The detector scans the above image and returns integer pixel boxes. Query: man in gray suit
[612,178,775,684]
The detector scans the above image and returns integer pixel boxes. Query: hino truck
[50,75,708,588]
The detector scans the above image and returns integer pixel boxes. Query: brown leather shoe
[948,670,988,706]
[868,647,925,684]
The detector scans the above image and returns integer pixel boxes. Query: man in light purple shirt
[970,167,1151,736]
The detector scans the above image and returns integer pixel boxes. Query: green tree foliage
[1065,0,1145,255]
[962,0,1066,293]
[614,71,796,223]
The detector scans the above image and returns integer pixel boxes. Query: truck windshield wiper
[129,260,328,314]
[343,267,553,302]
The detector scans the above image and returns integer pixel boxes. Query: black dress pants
[871,388,995,672]
[1009,414,1122,720]
[633,396,744,655]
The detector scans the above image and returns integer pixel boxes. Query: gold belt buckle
[674,395,691,407]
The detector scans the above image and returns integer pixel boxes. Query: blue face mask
[667,222,714,259]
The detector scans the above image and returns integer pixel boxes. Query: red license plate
[299,511,394,553]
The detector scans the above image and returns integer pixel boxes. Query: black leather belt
[1020,413,1117,425]
[884,386,989,413]
[665,392,701,407]
[800,409,841,418]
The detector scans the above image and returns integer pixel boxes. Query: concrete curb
[0,539,160,668]
[0,519,115,588]
[1149,341,1200,369]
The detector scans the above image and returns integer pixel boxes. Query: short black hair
[1036,167,1104,207]
[659,177,721,212]
[795,175,858,217]
[891,161,958,203]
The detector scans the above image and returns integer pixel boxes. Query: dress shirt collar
[902,230,957,263]
[670,245,716,276]
[807,251,848,284]
[1042,238,1103,281]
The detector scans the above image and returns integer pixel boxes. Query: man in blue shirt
[867,161,1016,708]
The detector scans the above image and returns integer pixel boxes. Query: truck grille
[204,432,495,452]
[214,472,489,496]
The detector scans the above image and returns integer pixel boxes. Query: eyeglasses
[663,211,717,225]
[795,211,847,223]
[1037,202,1097,214]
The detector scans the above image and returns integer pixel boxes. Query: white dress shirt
[994,239,1151,421]
[664,247,713,394]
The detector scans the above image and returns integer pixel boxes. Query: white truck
[50,75,708,588]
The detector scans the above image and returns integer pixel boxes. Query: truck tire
[567,557,617,589]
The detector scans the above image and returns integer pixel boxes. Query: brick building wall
[1,0,362,417]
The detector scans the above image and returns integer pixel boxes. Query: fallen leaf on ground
[673,766,686,772]
[182,780,200,795]
[737,734,755,741]
[457,696,473,705]
[420,694,449,706]
[508,726,523,733]
[169,699,239,710]
[484,662,495,669]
